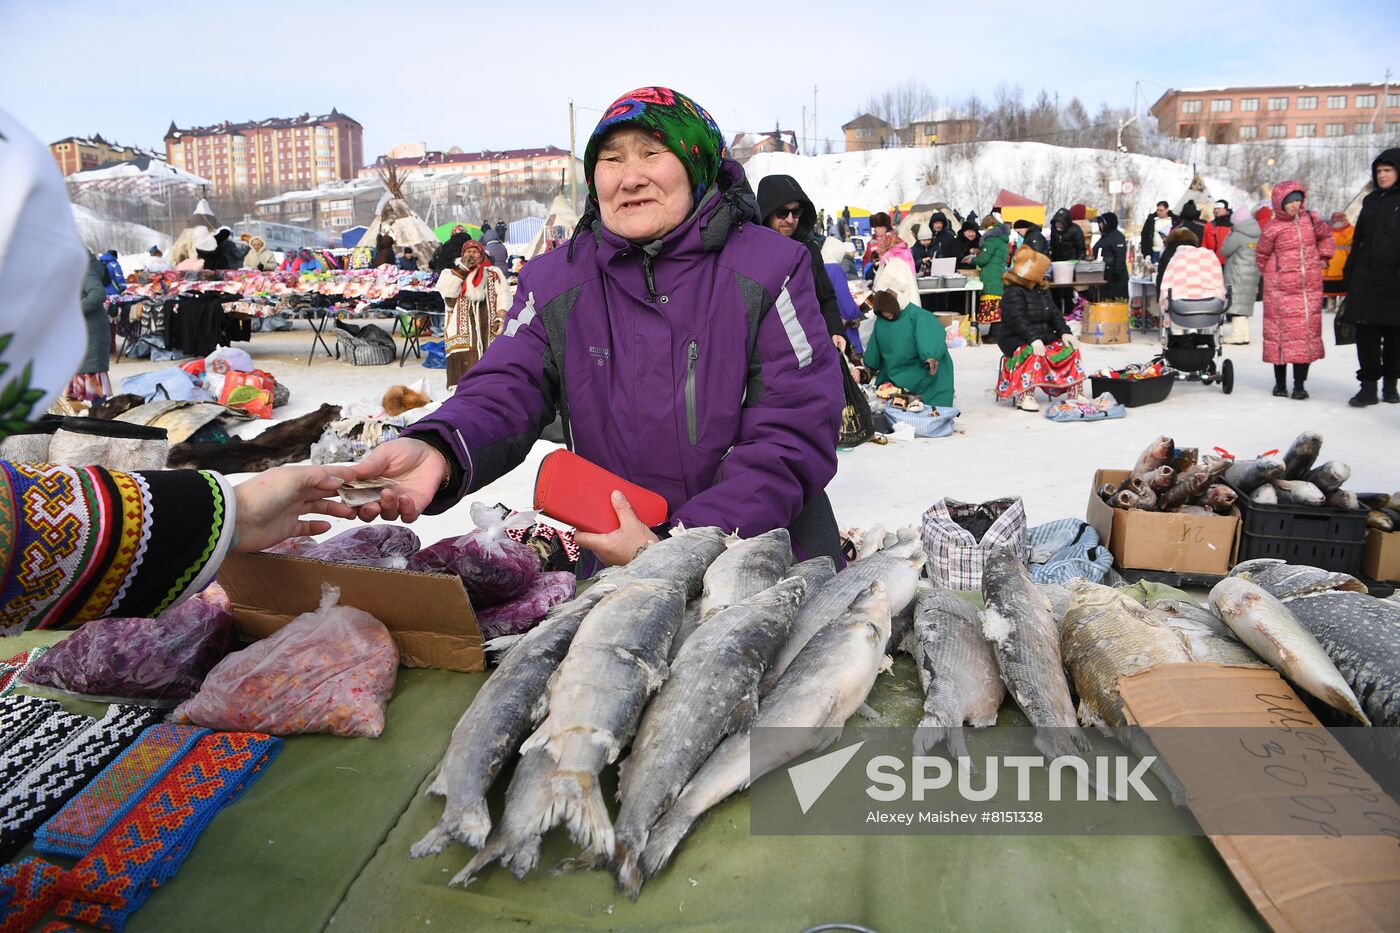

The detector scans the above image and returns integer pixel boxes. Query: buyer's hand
[233,465,357,553]
[349,437,450,523]
[1031,340,1047,356]
[575,490,660,568]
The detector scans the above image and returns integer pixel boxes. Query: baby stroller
[1158,245,1234,394]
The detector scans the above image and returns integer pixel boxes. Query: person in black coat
[373,233,397,268]
[494,220,508,242]
[1048,208,1086,313]
[1344,147,1400,406]
[953,219,981,268]
[927,212,957,259]
[756,174,847,348]
[1012,219,1049,256]
[1173,200,1207,246]
[432,226,473,272]
[1092,212,1129,300]
[996,246,1082,411]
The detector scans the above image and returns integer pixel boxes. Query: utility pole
[1372,68,1392,135]
[568,98,578,210]
[814,84,819,154]
[1113,81,1142,216]
[801,105,807,154]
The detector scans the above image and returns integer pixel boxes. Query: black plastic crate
[1090,374,1175,408]
[1232,488,1368,573]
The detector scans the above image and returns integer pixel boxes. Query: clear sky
[1,0,1395,160]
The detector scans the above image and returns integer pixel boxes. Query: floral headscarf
[583,87,726,204]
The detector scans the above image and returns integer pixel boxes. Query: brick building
[360,145,581,193]
[1150,84,1400,143]
[49,134,157,176]
[164,110,364,198]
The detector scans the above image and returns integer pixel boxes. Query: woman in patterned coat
[1256,181,1333,399]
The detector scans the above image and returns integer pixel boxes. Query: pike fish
[1209,577,1370,723]
[981,547,1088,758]
[413,592,607,855]
[1058,583,1192,726]
[1273,480,1326,507]
[911,591,1004,757]
[641,582,891,883]
[762,550,924,691]
[612,575,805,899]
[698,528,793,621]
[1270,591,1400,727]
[461,580,685,881]
[1229,558,1366,599]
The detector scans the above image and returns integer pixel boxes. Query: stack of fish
[1097,436,1238,515]
[417,524,929,899]
[1360,491,1400,532]
[1223,430,1361,510]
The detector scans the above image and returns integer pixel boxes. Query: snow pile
[71,204,170,257]
[745,140,1373,229]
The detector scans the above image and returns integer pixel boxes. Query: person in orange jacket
[1323,211,1352,307]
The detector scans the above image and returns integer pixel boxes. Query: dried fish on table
[697,528,793,622]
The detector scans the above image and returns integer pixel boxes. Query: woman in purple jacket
[351,88,845,568]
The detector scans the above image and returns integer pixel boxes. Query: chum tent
[525,194,579,259]
[991,189,1045,228]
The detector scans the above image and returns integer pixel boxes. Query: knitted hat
[1281,190,1305,208]
[583,87,726,204]
[194,233,217,252]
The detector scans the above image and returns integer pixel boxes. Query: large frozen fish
[1143,593,1265,667]
[451,748,556,885]
[981,547,1089,758]
[784,556,837,604]
[460,579,685,882]
[854,524,887,560]
[1059,583,1192,726]
[1275,590,1400,727]
[1228,558,1367,600]
[911,591,1004,757]
[1208,577,1370,723]
[607,526,729,599]
[613,575,805,899]
[763,550,924,691]
[698,528,793,621]
[412,593,602,855]
[641,581,891,883]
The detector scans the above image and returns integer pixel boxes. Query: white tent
[525,194,580,260]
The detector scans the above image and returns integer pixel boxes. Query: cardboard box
[1086,468,1239,575]
[933,312,966,331]
[1079,301,1131,344]
[1120,665,1400,933]
[1362,528,1400,582]
[218,551,484,672]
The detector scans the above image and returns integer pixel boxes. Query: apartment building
[164,110,364,198]
[253,177,384,231]
[49,134,157,176]
[1150,84,1399,143]
[360,145,581,192]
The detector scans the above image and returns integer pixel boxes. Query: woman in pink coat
[1256,180,1333,399]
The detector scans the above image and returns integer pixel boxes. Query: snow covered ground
[107,311,1399,549]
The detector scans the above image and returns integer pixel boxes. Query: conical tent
[357,164,438,264]
[525,194,580,259]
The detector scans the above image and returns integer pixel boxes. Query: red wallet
[533,449,670,534]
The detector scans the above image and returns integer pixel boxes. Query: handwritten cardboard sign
[1120,663,1400,933]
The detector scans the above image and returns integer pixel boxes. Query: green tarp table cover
[2,628,1267,933]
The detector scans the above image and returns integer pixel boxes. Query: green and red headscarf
[583,87,727,204]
